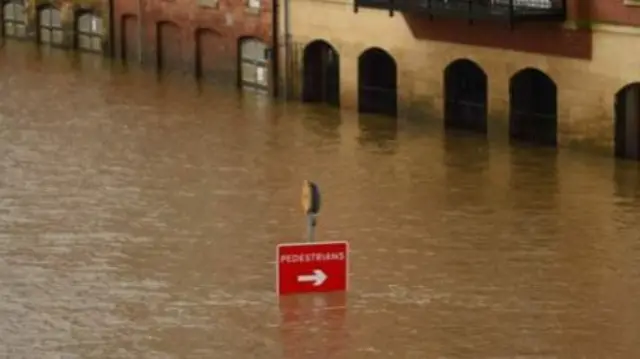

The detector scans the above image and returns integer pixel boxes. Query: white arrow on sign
[297,269,328,286]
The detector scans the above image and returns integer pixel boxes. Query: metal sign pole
[307,213,316,243]
[301,180,321,243]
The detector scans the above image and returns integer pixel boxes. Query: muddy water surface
[0,41,639,359]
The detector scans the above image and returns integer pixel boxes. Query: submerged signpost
[276,180,349,296]
[301,180,320,242]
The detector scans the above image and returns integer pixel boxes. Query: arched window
[38,6,64,45]
[3,0,27,38]
[76,12,103,52]
[239,37,269,92]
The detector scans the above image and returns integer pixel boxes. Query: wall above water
[279,0,640,157]
[111,0,275,90]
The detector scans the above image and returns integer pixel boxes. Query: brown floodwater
[1,40,640,359]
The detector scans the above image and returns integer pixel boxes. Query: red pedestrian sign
[276,241,349,296]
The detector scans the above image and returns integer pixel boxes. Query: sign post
[275,180,348,297]
[301,180,320,243]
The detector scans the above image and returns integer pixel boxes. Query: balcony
[353,0,567,22]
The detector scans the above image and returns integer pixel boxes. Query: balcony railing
[354,0,566,22]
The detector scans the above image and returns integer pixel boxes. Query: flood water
[1,40,640,359]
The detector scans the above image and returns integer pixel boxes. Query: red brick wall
[402,0,592,60]
[112,0,273,82]
[590,0,640,26]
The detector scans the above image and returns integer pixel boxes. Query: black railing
[355,0,566,21]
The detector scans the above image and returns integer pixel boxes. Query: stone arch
[156,21,182,74]
[195,27,221,81]
[302,39,340,107]
[509,67,557,146]
[3,0,27,38]
[358,47,397,117]
[238,36,269,93]
[120,14,138,63]
[614,82,640,160]
[75,9,102,52]
[443,58,488,134]
[37,4,63,46]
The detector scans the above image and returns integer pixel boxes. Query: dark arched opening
[358,47,397,117]
[156,21,181,74]
[614,83,640,160]
[509,68,557,146]
[444,59,488,133]
[120,14,138,63]
[195,28,220,82]
[302,39,340,107]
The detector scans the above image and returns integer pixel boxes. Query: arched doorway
[358,47,397,117]
[444,59,488,133]
[509,68,557,146]
[195,28,220,82]
[302,40,340,107]
[75,11,103,53]
[120,14,138,63]
[238,37,269,93]
[156,21,182,74]
[614,83,640,160]
[3,0,27,39]
[37,5,63,46]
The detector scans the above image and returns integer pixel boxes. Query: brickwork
[279,0,640,154]
[112,0,273,87]
[591,0,640,26]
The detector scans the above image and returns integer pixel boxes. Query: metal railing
[356,0,565,17]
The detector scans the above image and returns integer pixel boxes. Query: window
[491,0,553,9]
[246,0,260,11]
[39,7,64,45]
[239,38,269,91]
[76,12,102,52]
[197,0,219,8]
[3,1,27,38]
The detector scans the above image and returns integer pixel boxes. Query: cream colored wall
[278,0,640,151]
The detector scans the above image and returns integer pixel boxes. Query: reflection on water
[1,40,640,358]
[358,113,398,152]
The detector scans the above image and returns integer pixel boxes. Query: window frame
[2,0,28,39]
[75,11,103,53]
[37,5,65,46]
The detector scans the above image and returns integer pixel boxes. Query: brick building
[281,0,640,160]
[1,0,108,54]
[112,0,275,93]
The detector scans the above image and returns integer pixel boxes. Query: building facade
[279,0,640,160]
[1,0,109,54]
[112,0,275,93]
